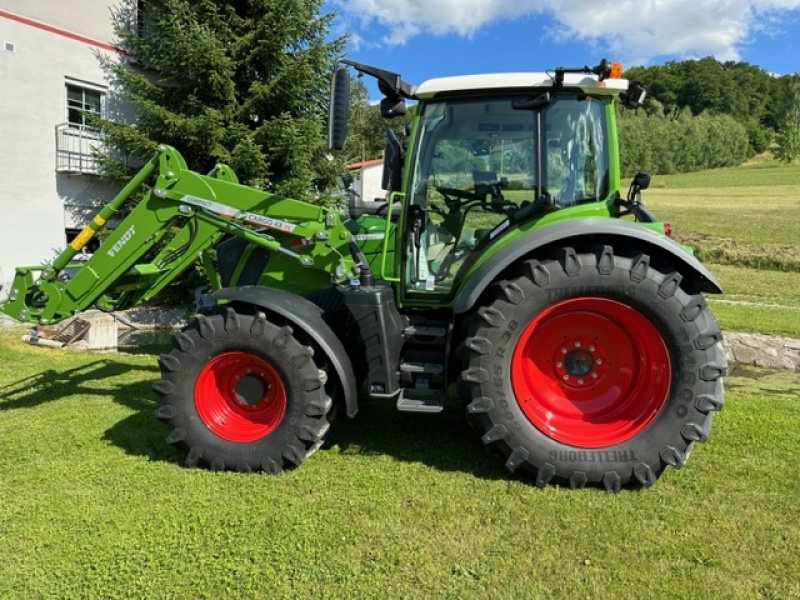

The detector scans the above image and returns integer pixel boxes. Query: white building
[347,158,385,205]
[0,1,131,296]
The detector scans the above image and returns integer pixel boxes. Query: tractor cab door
[401,93,609,302]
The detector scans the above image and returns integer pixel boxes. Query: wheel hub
[552,337,608,389]
[234,373,268,406]
[563,348,593,377]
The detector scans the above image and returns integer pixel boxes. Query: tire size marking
[674,329,698,418]
[490,392,520,431]
[545,285,637,301]
[485,320,527,434]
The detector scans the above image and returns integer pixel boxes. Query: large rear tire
[153,306,333,473]
[459,245,725,490]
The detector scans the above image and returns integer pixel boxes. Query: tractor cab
[330,59,641,301]
[403,88,611,296]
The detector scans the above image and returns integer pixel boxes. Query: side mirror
[632,172,651,191]
[336,171,353,190]
[328,68,350,150]
[627,171,651,203]
[380,95,406,118]
[382,129,403,192]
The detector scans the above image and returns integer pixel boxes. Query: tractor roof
[415,72,628,100]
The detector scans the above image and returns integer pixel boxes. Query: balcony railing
[55,123,104,175]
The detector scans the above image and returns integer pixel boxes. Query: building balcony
[55,123,104,175]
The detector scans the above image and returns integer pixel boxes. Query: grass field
[0,330,799,598]
[702,264,800,338]
[645,157,800,189]
[639,156,800,337]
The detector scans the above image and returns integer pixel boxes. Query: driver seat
[348,192,401,221]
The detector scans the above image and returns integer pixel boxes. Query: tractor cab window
[404,93,608,296]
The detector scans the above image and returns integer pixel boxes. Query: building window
[66,83,105,130]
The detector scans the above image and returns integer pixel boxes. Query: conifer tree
[100,0,343,199]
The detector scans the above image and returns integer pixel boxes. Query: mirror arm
[339,59,417,99]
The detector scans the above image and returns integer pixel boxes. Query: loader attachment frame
[1,145,358,324]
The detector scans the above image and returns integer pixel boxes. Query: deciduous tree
[774,76,800,163]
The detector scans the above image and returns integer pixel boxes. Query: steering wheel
[436,184,520,216]
[435,186,479,198]
[435,186,480,207]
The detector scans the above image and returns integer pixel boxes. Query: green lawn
[643,157,800,257]
[633,156,800,337]
[705,263,800,338]
[647,185,800,270]
[1,330,799,598]
[649,184,800,245]
[644,156,800,189]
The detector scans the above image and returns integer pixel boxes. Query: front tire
[153,306,333,473]
[459,245,725,490]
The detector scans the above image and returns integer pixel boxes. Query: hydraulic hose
[349,240,374,286]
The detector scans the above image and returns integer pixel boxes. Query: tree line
[621,58,800,172]
[617,105,751,176]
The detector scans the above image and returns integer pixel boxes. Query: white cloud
[336,0,527,43]
[334,0,800,63]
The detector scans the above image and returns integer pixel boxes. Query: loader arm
[1,145,358,325]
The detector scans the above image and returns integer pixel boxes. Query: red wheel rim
[195,351,287,443]
[511,297,671,447]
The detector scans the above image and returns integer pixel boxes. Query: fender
[212,286,358,418]
[453,218,722,314]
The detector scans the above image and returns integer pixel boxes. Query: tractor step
[396,317,451,409]
[396,395,444,413]
[399,361,444,375]
[404,324,447,338]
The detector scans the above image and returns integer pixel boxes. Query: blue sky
[326,0,799,96]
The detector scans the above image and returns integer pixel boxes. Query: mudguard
[453,218,722,314]
[213,287,358,418]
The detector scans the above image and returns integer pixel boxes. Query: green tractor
[0,59,724,490]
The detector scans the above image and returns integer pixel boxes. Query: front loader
[1,59,725,490]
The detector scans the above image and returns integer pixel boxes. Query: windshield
[410,93,608,208]
[404,93,609,296]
